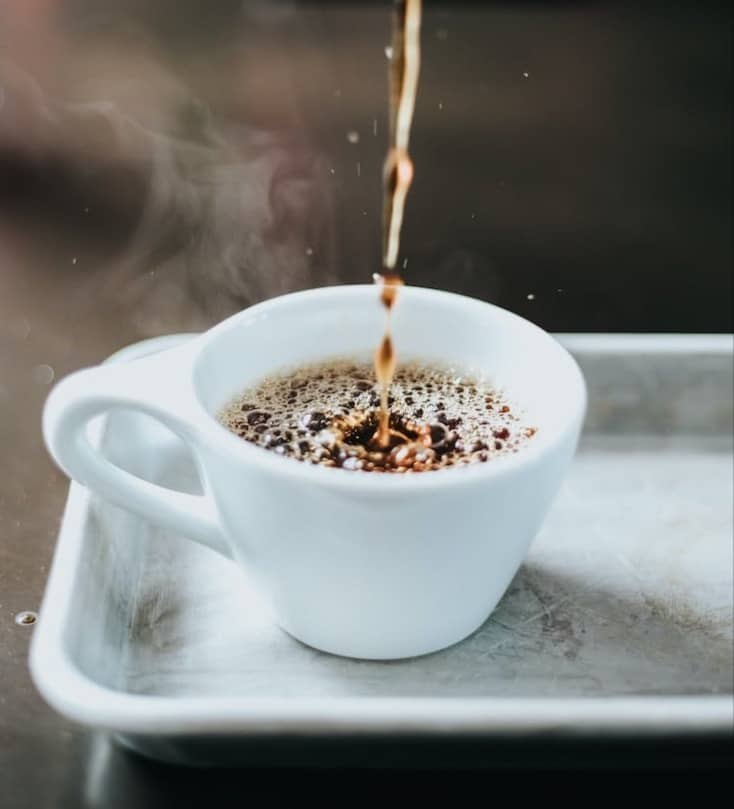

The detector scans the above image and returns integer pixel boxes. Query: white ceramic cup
[43,285,586,660]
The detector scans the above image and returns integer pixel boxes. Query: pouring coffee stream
[373,0,422,448]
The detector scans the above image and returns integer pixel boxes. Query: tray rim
[30,332,734,738]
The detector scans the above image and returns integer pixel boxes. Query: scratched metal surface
[62,338,733,701]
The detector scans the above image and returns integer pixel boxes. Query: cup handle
[43,344,231,559]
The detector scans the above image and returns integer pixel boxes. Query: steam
[0,59,338,335]
[115,119,338,334]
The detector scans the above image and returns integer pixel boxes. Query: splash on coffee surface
[218,360,536,473]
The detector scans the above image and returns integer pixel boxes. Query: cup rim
[192,284,587,492]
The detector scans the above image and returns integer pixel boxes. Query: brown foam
[218,359,536,474]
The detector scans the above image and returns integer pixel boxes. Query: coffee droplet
[374,272,404,311]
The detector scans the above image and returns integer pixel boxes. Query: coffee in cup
[218,359,536,473]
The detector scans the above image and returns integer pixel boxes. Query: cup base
[277,609,493,661]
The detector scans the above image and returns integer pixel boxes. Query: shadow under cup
[189,285,586,660]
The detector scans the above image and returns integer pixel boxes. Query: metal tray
[30,334,734,765]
